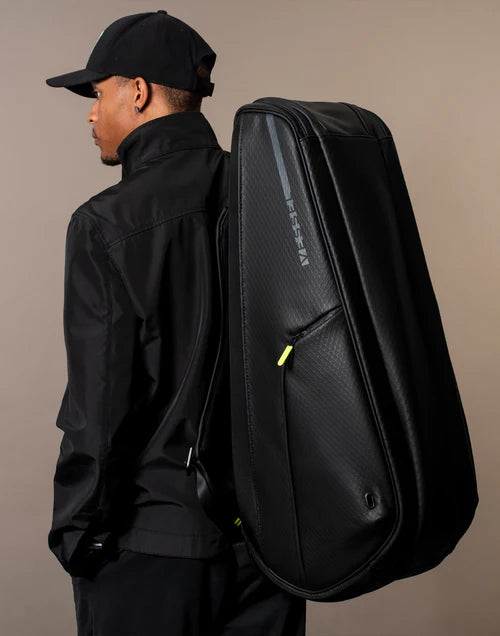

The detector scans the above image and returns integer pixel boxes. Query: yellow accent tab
[277,344,293,366]
[234,517,242,526]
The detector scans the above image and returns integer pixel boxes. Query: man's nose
[87,101,98,124]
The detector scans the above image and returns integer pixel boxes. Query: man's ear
[132,77,150,111]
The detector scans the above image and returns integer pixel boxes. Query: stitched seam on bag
[238,119,263,542]
[297,126,401,594]
[301,133,393,141]
[341,102,370,135]
[280,354,306,585]
[307,134,401,594]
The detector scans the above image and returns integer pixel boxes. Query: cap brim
[46,68,110,98]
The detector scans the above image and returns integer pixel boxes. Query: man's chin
[101,153,121,166]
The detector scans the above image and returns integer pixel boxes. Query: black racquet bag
[223,97,479,601]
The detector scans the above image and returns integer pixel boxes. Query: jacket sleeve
[48,212,136,578]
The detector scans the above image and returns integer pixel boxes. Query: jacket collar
[117,111,220,179]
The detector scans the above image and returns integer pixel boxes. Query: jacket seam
[97,226,113,521]
[124,144,220,177]
[68,213,113,524]
[106,208,208,248]
[125,525,224,536]
[71,213,135,303]
[73,211,110,248]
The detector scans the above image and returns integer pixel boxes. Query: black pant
[71,540,307,635]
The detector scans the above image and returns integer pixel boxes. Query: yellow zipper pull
[277,344,293,366]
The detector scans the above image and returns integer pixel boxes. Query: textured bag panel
[229,107,398,591]
[280,304,396,588]
[228,98,478,600]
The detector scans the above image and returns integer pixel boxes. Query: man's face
[87,76,136,166]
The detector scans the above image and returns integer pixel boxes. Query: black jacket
[49,111,237,578]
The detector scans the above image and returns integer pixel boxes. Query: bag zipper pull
[277,344,293,366]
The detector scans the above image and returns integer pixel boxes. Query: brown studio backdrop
[0,0,498,634]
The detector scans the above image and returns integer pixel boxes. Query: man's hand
[70,532,121,580]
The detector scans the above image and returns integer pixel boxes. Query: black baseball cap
[46,10,216,98]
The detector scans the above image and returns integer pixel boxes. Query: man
[46,10,306,636]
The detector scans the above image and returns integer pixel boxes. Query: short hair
[115,61,210,113]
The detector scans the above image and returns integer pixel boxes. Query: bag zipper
[277,304,343,367]
[186,205,229,471]
[236,99,315,139]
